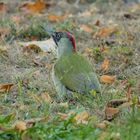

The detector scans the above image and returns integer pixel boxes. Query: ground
[0,0,140,139]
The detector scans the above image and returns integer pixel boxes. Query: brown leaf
[23,44,42,53]
[100,75,116,84]
[94,26,118,38]
[105,107,119,120]
[0,2,7,12]
[101,58,109,71]
[0,83,14,93]
[14,121,27,131]
[20,0,46,13]
[74,111,89,124]
[47,14,66,22]
[80,24,93,33]
[41,92,52,103]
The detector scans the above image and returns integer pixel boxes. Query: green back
[54,53,101,93]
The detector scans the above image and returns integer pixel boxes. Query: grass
[0,0,140,139]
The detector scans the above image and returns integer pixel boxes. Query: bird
[51,31,101,97]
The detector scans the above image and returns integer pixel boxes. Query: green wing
[54,53,101,94]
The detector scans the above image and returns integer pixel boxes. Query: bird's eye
[55,32,63,40]
[56,33,60,38]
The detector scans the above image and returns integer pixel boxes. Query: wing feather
[54,54,101,93]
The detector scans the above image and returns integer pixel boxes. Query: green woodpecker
[51,31,101,95]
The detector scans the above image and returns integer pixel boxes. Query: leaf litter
[0,0,140,139]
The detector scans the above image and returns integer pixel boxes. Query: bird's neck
[57,38,75,59]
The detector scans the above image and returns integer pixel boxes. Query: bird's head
[51,31,76,58]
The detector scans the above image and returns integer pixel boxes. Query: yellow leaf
[41,92,52,103]
[47,14,66,22]
[101,58,109,71]
[0,83,14,93]
[14,121,27,131]
[100,75,116,84]
[20,0,46,13]
[80,24,93,33]
[74,111,89,124]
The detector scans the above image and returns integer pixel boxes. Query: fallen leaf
[19,38,56,53]
[0,2,7,12]
[14,121,27,131]
[80,24,93,33]
[0,83,14,93]
[94,26,118,38]
[100,75,116,84]
[74,111,89,124]
[23,44,42,53]
[41,92,52,103]
[101,58,109,71]
[20,0,46,13]
[105,107,119,120]
[47,14,66,22]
